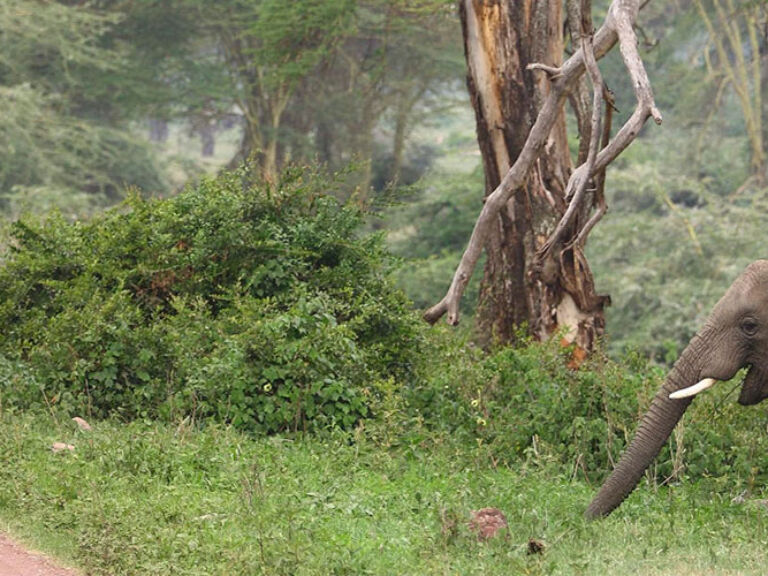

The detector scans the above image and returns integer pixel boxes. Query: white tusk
[669,378,717,400]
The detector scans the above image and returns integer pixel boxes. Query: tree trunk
[148,118,169,143]
[390,87,424,184]
[199,121,216,158]
[316,119,336,166]
[461,0,608,350]
[357,95,377,197]
[231,95,282,181]
[390,99,409,185]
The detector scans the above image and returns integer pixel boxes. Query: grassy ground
[1,412,767,575]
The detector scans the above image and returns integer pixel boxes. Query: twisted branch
[536,0,605,262]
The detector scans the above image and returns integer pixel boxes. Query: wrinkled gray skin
[586,260,768,519]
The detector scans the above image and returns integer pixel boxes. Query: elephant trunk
[585,362,695,519]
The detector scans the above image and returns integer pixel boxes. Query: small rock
[72,417,92,431]
[527,538,545,555]
[468,507,508,540]
[51,442,75,453]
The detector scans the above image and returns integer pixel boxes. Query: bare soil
[0,533,80,576]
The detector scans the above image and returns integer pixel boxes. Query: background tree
[695,0,767,185]
[0,0,463,208]
[205,0,355,180]
[263,0,463,192]
[0,0,164,214]
[157,0,464,189]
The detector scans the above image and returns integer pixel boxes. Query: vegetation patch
[2,411,768,576]
[0,165,421,432]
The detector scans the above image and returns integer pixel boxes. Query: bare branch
[574,201,606,247]
[536,0,605,262]
[526,63,563,79]
[587,6,661,176]
[613,3,662,125]
[567,0,594,165]
[573,85,614,248]
[540,0,665,259]
[526,63,563,77]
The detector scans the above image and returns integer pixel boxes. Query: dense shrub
[0,164,422,432]
[407,332,768,489]
[406,333,658,476]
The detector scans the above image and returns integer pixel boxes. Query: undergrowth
[0,164,421,432]
[2,411,768,576]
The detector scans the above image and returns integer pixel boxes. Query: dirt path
[0,533,80,576]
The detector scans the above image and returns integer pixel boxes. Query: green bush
[0,164,422,432]
[408,332,768,489]
[407,333,660,476]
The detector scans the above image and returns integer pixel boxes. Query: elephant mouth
[737,364,768,406]
[670,365,768,406]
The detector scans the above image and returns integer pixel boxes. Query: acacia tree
[297,0,463,192]
[171,0,461,187]
[425,0,662,353]
[0,0,168,211]
[695,0,767,184]
[210,0,355,181]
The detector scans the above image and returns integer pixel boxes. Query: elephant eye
[741,317,759,336]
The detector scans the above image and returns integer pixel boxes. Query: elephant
[586,260,768,519]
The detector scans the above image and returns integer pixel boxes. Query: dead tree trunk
[461,0,608,350]
[425,0,662,355]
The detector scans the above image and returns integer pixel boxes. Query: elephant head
[586,260,768,519]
